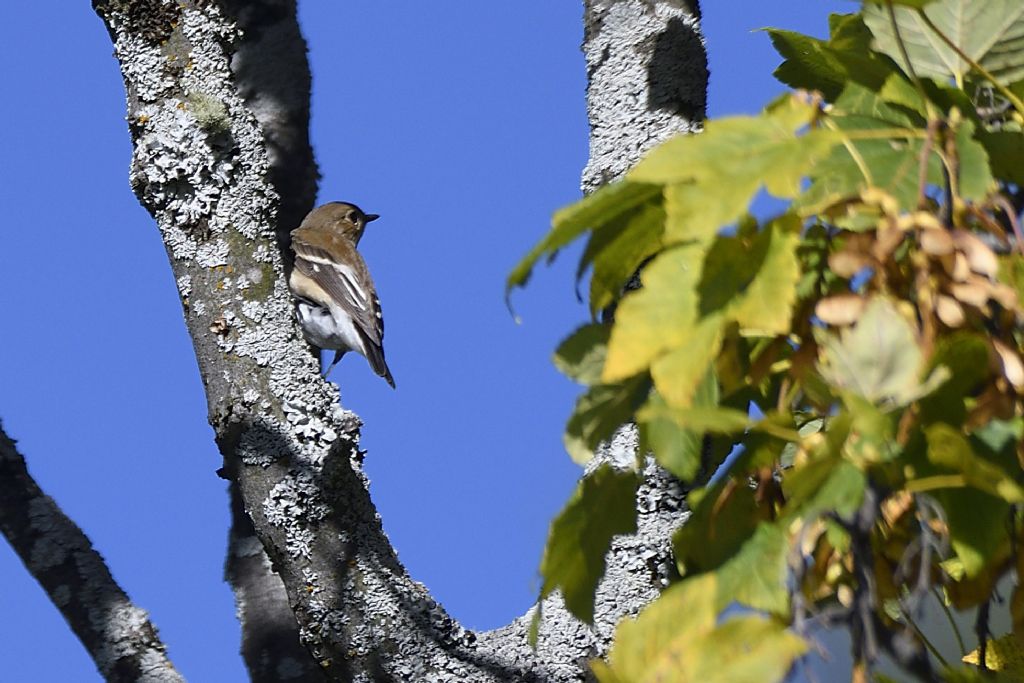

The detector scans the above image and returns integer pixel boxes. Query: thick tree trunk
[84,0,708,680]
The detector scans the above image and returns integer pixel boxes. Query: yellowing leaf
[603,244,705,382]
[596,573,807,683]
[663,181,743,247]
[723,215,802,334]
[507,181,660,300]
[963,632,1024,676]
[628,97,839,240]
[594,575,717,683]
[650,317,724,407]
[925,423,1024,503]
[539,464,640,623]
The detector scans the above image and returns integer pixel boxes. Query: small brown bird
[288,202,395,387]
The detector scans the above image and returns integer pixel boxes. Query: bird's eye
[347,211,358,223]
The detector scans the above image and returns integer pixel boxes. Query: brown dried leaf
[919,229,954,256]
[935,294,966,327]
[992,282,1019,310]
[815,294,866,326]
[874,226,905,261]
[829,250,872,279]
[942,252,966,282]
[953,230,999,279]
[860,187,899,216]
[967,385,1016,430]
[949,279,992,308]
[993,339,1024,391]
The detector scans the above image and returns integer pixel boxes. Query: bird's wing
[291,231,385,346]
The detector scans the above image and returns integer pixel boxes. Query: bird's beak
[365,213,381,223]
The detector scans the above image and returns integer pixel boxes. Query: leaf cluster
[511,1,1024,681]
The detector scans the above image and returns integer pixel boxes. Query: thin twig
[917,120,939,210]
[932,588,967,657]
[976,598,992,672]
[993,194,1024,254]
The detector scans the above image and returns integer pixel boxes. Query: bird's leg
[324,349,345,377]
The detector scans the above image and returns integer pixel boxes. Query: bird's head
[309,201,380,244]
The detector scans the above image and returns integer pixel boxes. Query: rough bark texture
[226,480,323,681]
[582,0,707,194]
[213,1,323,678]
[0,424,183,682]
[86,0,708,680]
[573,0,708,646]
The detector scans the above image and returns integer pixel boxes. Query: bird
[288,201,395,388]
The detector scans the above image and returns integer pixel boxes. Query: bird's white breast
[296,302,366,358]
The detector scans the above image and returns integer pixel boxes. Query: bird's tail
[363,341,396,389]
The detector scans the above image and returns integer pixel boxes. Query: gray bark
[582,0,707,193]
[576,0,709,646]
[82,0,709,680]
[0,423,183,683]
[213,0,324,678]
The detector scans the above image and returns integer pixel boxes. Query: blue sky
[0,2,845,679]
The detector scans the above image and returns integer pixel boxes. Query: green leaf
[507,181,661,300]
[843,392,903,463]
[563,375,650,464]
[798,83,943,213]
[999,254,1024,304]
[554,323,610,386]
[863,0,940,7]
[767,15,901,101]
[539,464,640,623]
[863,0,1024,86]
[583,201,664,315]
[955,118,995,202]
[782,457,867,521]
[961,632,1024,679]
[918,332,991,426]
[979,130,1024,186]
[715,522,792,616]
[674,483,766,576]
[639,402,752,435]
[700,214,802,335]
[933,486,1010,577]
[925,423,1024,503]
[639,372,718,481]
[817,297,941,407]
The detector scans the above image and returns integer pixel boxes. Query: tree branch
[212,1,323,677]
[90,0,709,679]
[0,422,183,682]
